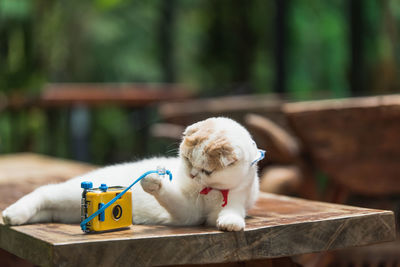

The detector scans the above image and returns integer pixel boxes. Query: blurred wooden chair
[284,95,400,201]
[283,95,400,267]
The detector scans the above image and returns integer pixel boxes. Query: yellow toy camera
[80,167,173,233]
[81,183,132,232]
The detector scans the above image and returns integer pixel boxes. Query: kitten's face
[179,117,258,189]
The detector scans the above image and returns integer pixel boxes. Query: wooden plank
[6,83,194,109]
[0,193,395,267]
[40,83,193,107]
[284,95,400,195]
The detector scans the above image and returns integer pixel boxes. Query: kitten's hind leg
[2,182,81,225]
[27,208,80,224]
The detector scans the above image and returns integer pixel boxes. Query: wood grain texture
[0,193,395,267]
[284,95,400,195]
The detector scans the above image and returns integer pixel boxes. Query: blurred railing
[0,83,193,164]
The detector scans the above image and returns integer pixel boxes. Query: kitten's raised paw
[217,214,245,231]
[141,173,162,194]
[2,205,31,225]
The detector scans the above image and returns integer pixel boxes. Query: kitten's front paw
[141,174,162,194]
[217,214,245,231]
[2,204,31,225]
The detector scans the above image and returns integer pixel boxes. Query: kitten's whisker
[165,142,180,151]
[163,142,180,155]
[165,148,179,156]
[166,141,180,149]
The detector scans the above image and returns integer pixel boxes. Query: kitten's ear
[182,126,203,147]
[206,140,239,168]
[183,125,199,137]
[220,150,238,167]
[183,119,214,137]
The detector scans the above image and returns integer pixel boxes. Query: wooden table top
[0,193,395,267]
[0,153,396,266]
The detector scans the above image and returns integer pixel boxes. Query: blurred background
[1,1,400,266]
[1,0,400,164]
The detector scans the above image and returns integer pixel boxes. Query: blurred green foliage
[288,0,350,99]
[0,0,399,164]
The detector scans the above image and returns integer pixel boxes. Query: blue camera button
[99,184,108,192]
[81,181,93,189]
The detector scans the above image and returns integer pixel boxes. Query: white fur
[2,117,260,231]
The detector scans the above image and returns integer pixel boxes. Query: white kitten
[2,117,261,231]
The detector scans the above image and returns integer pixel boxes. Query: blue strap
[81,169,172,232]
[251,149,266,166]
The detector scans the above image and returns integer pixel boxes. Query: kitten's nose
[190,169,198,179]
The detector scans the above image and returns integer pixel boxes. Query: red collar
[200,187,229,207]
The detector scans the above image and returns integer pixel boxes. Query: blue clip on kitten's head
[179,117,264,190]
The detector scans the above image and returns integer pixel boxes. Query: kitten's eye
[202,169,213,176]
[184,157,192,167]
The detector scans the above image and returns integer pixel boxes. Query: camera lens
[112,205,122,220]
